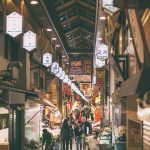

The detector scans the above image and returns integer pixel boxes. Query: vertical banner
[43,52,52,67]
[95,43,108,68]
[6,12,22,37]
[23,31,36,51]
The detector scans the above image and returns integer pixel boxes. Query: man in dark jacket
[42,129,53,150]
[61,119,70,150]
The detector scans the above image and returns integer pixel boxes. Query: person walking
[69,124,74,150]
[82,118,90,150]
[42,129,53,150]
[60,119,70,150]
[74,121,82,150]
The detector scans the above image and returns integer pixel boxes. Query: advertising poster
[128,119,142,147]
[69,60,83,75]
[85,60,92,75]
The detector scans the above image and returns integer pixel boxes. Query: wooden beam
[61,15,94,26]
[127,9,150,69]
[142,9,150,26]
[55,0,75,12]
[78,1,95,11]
[61,16,78,25]
[108,15,115,30]
[114,0,150,8]
[79,16,94,25]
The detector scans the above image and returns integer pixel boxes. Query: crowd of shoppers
[60,107,94,150]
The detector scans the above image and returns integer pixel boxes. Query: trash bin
[115,140,126,150]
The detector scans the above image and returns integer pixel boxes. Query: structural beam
[127,9,150,69]
[114,0,150,8]
[55,0,75,12]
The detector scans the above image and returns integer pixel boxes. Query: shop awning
[0,81,38,98]
[35,99,56,109]
[118,67,150,97]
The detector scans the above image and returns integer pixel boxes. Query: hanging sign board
[6,12,22,37]
[63,75,69,83]
[102,0,119,14]
[95,43,108,68]
[43,52,52,67]
[95,58,105,68]
[23,31,36,51]
[59,71,66,80]
[55,67,63,77]
[51,62,59,74]
[96,43,108,60]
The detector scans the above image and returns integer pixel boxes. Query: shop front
[0,83,38,150]
[0,107,9,150]
[24,98,62,149]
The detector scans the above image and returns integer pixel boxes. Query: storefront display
[0,107,9,149]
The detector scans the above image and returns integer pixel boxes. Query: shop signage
[70,60,83,75]
[69,75,91,82]
[63,75,69,83]
[23,31,36,51]
[102,0,119,13]
[6,12,22,37]
[55,67,63,77]
[96,43,108,60]
[95,43,108,68]
[59,71,65,80]
[43,52,52,67]
[51,62,59,74]
[95,58,105,68]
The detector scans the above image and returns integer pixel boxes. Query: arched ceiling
[43,0,96,59]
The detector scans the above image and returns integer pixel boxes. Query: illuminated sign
[59,71,65,80]
[23,31,36,51]
[51,62,59,74]
[96,43,108,60]
[102,0,119,13]
[6,12,22,37]
[43,52,52,67]
[95,43,108,68]
[63,75,69,83]
[55,67,63,77]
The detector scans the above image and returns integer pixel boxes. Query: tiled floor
[71,135,114,150]
[71,135,99,150]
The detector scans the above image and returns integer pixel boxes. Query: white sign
[102,0,119,13]
[6,12,22,37]
[55,67,63,77]
[43,52,52,67]
[51,62,59,74]
[23,31,36,51]
[59,71,65,80]
[95,57,105,68]
[96,43,108,60]
[63,75,69,83]
[95,43,108,68]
